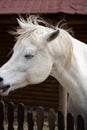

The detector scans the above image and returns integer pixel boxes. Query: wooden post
[17,103,25,130]
[0,101,4,130]
[58,84,67,115]
[58,84,68,130]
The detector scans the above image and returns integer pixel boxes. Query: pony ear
[46,30,59,42]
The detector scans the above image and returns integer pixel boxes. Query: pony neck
[51,54,86,106]
[50,31,87,107]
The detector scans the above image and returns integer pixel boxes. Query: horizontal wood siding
[0,77,59,108]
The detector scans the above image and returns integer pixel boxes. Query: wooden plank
[58,111,64,130]
[67,113,74,130]
[48,109,56,130]
[17,103,25,130]
[27,112,34,130]
[36,106,44,130]
[0,101,5,130]
[77,115,85,130]
[7,102,14,130]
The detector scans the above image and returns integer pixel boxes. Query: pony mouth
[0,84,10,96]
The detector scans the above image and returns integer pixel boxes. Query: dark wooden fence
[0,100,85,130]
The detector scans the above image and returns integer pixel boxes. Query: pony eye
[24,54,34,59]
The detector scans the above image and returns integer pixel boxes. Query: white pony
[0,16,87,129]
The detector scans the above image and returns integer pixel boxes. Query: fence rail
[0,100,85,130]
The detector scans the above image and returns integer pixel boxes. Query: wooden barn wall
[0,14,86,109]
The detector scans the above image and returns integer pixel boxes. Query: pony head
[0,16,60,96]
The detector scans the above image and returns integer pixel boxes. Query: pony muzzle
[0,84,10,95]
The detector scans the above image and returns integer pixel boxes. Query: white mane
[13,15,73,38]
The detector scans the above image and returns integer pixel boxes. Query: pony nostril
[0,77,3,82]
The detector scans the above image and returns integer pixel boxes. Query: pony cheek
[27,63,52,84]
